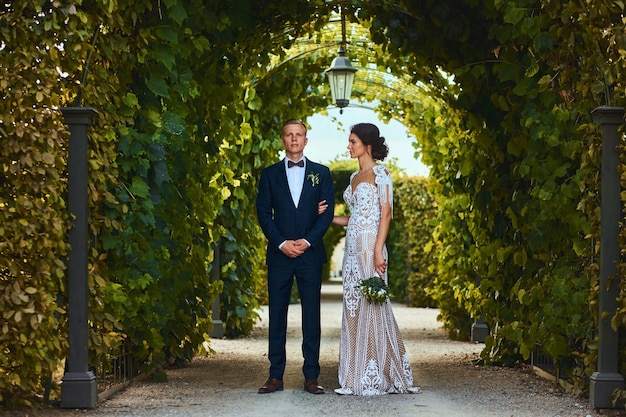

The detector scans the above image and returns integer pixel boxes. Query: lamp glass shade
[325,55,357,108]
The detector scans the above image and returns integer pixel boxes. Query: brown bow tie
[288,160,304,168]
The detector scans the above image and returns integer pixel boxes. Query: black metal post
[590,106,625,409]
[471,274,488,343]
[471,316,488,343]
[60,107,98,409]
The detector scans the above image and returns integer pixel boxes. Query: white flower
[357,276,391,304]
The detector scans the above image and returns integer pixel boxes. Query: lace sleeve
[374,165,393,218]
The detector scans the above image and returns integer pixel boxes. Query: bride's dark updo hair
[350,123,389,161]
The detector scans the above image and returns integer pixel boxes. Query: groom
[255,119,335,394]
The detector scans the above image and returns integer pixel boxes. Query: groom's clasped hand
[280,238,308,259]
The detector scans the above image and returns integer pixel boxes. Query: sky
[304,104,430,177]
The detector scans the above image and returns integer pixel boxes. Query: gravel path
[22,283,618,417]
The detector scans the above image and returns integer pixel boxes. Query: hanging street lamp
[325,3,357,113]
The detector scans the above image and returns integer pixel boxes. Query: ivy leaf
[537,74,552,85]
[167,3,188,25]
[163,112,185,135]
[524,61,539,78]
[156,27,179,44]
[151,46,177,71]
[533,32,553,51]
[130,177,150,198]
[503,3,525,25]
[146,78,170,98]
[247,96,262,110]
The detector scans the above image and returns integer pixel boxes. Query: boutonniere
[307,172,320,187]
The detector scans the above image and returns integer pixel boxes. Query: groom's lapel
[300,160,315,199]
[277,159,291,195]
[299,160,308,195]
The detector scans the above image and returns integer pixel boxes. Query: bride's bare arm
[319,200,349,226]
[374,202,392,276]
[332,215,349,226]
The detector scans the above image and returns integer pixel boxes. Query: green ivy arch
[2,0,626,406]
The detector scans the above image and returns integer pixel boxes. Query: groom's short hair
[283,119,307,135]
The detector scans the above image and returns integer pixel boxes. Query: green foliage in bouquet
[357,276,392,304]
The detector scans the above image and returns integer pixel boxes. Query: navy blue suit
[256,157,334,380]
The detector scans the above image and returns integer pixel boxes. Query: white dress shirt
[286,157,305,207]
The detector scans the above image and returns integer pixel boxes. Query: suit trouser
[267,260,322,380]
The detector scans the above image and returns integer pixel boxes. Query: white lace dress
[336,165,421,395]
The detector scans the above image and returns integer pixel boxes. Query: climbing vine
[3,0,626,408]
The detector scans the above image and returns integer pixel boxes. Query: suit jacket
[256,157,335,267]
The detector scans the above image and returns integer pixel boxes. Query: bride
[326,122,421,395]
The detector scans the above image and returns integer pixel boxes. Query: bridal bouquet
[357,276,391,304]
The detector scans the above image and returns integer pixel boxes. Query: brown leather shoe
[304,378,325,394]
[258,378,283,394]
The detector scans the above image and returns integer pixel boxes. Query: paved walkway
[47,282,604,417]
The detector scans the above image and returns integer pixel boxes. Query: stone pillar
[590,106,625,409]
[209,242,224,338]
[60,107,98,409]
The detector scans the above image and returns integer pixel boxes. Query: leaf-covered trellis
[3,0,626,408]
